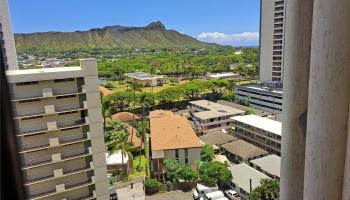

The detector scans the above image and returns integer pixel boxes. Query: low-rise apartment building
[231,114,282,155]
[189,100,244,135]
[236,84,283,113]
[149,110,202,181]
[125,72,164,87]
[249,154,280,180]
[6,59,109,200]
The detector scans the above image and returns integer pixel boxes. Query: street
[146,190,193,200]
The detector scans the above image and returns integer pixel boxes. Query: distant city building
[0,0,19,70]
[231,114,282,155]
[149,110,202,181]
[6,59,110,199]
[229,163,271,198]
[249,154,281,180]
[234,49,243,55]
[189,100,244,134]
[259,0,285,83]
[125,72,164,87]
[206,72,239,81]
[236,84,283,113]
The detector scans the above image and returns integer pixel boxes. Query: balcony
[22,148,92,169]
[17,117,89,136]
[13,101,87,119]
[25,162,94,185]
[28,176,94,200]
[11,85,86,102]
[20,132,91,153]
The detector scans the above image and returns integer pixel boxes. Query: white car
[224,189,240,200]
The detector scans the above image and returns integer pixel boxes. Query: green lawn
[129,154,147,179]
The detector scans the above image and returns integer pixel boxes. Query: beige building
[6,59,109,200]
[149,110,202,181]
[231,114,281,156]
[0,0,19,70]
[222,140,268,163]
[125,72,164,87]
[259,0,285,83]
[189,100,244,134]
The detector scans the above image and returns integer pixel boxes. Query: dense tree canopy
[199,161,232,186]
[200,144,216,162]
[250,179,280,200]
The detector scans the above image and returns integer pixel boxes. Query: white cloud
[196,32,259,46]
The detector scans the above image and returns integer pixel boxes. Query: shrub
[104,82,114,89]
[145,178,161,195]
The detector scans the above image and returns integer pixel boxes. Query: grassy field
[129,155,147,179]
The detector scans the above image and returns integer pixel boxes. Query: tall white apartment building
[6,59,109,200]
[0,0,19,70]
[259,0,285,83]
[2,1,109,198]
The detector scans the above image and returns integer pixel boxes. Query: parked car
[193,183,219,200]
[200,191,228,200]
[224,189,240,200]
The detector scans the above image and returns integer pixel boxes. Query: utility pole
[249,178,252,200]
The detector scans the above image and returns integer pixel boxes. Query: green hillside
[15,21,218,52]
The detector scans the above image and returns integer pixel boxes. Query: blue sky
[9,0,260,46]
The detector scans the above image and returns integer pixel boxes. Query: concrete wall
[164,147,201,168]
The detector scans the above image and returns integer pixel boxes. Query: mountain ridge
[15,21,219,51]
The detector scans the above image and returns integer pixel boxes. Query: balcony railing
[18,118,87,136]
[27,177,93,199]
[20,132,89,152]
[25,162,93,184]
[13,102,86,118]
[54,102,85,112]
[12,85,85,101]
[22,148,91,168]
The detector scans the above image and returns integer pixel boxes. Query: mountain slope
[14,21,217,51]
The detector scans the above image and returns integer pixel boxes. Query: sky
[8,0,260,46]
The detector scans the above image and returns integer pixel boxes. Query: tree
[157,87,182,105]
[200,144,215,162]
[180,80,205,100]
[105,120,133,175]
[163,159,180,183]
[176,164,198,182]
[102,92,133,112]
[250,179,280,200]
[169,77,178,85]
[206,79,229,100]
[199,161,232,186]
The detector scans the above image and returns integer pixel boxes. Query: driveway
[116,181,145,200]
[146,190,193,200]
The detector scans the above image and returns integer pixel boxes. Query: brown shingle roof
[222,140,268,160]
[111,112,141,123]
[150,110,202,151]
[99,86,112,97]
[199,131,239,145]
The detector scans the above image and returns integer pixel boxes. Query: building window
[16,81,39,86]
[54,78,75,83]
[18,99,40,103]
[58,111,78,115]
[184,148,189,164]
[175,149,179,162]
[56,94,76,99]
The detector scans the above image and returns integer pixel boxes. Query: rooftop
[111,111,141,123]
[150,110,202,151]
[190,100,244,120]
[208,72,238,78]
[230,163,270,193]
[6,66,81,75]
[232,114,282,136]
[125,72,163,80]
[221,140,268,160]
[239,84,283,95]
[199,131,238,145]
[250,154,281,178]
[106,151,129,165]
[99,86,113,97]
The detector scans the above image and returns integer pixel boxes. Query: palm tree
[105,120,133,176]
[128,81,142,144]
